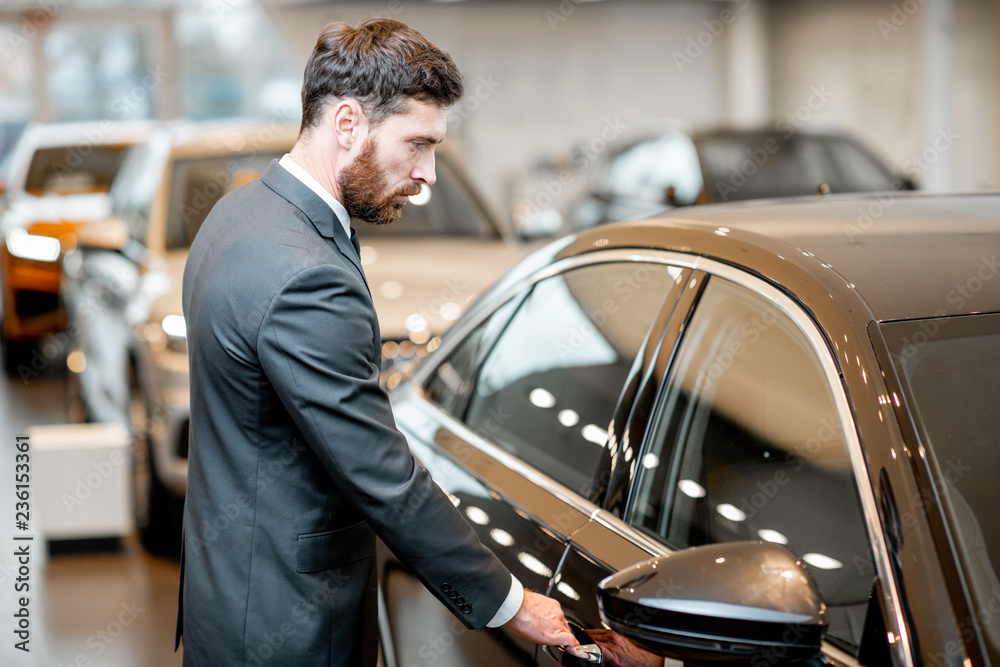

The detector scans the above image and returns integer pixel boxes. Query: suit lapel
[259,160,366,282]
[350,228,361,256]
[259,161,381,364]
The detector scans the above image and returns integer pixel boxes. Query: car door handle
[543,642,604,665]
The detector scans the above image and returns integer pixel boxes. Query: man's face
[338,98,446,225]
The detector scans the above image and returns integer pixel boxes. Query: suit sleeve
[257,263,513,630]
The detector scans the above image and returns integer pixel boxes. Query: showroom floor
[0,354,183,667]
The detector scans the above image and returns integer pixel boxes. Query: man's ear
[330,99,366,151]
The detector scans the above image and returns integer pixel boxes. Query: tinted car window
[424,295,522,417]
[630,277,874,652]
[165,151,281,249]
[824,138,899,192]
[462,261,677,497]
[697,134,896,202]
[881,313,1000,662]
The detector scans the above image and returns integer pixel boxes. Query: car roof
[556,193,1000,323]
[150,118,300,157]
[2,121,155,194]
[607,122,860,146]
[18,120,156,149]
[691,125,857,141]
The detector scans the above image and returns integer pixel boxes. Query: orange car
[0,121,152,372]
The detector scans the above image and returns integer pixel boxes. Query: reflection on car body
[379,193,1000,667]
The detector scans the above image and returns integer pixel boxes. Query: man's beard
[338,137,423,225]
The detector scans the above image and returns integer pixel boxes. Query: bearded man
[177,17,581,667]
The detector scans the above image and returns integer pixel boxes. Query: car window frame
[409,249,688,519]
[403,247,913,666]
[628,273,877,651]
[599,253,915,667]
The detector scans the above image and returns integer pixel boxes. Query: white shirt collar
[278,153,352,238]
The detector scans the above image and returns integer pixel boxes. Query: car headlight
[5,228,61,262]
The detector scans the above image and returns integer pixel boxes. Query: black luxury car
[377,193,1000,667]
[568,127,915,230]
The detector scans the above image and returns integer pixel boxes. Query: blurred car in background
[64,122,541,554]
[379,193,1000,667]
[572,126,916,228]
[62,118,298,554]
[514,124,916,233]
[0,121,152,371]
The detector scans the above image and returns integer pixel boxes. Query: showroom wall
[268,0,999,206]
[269,1,733,214]
[770,0,998,193]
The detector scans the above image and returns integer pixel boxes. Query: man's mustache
[396,183,423,198]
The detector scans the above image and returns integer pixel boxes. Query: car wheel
[129,363,183,557]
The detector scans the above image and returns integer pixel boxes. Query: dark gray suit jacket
[178,161,512,666]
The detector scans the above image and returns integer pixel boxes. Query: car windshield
[591,131,704,208]
[880,312,1000,662]
[696,133,897,202]
[165,150,283,249]
[24,144,129,195]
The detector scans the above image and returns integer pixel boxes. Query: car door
[548,264,900,667]
[381,253,689,667]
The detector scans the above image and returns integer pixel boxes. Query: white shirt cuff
[485,574,523,627]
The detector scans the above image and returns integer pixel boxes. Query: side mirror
[598,541,827,664]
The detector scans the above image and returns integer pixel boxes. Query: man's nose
[411,151,436,185]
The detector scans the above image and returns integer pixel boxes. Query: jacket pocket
[295,521,375,574]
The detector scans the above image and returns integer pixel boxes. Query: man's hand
[504,590,588,658]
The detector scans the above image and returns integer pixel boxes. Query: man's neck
[288,140,343,203]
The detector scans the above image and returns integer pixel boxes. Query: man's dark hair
[300,18,464,135]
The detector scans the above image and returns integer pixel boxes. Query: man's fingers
[551,629,576,645]
[506,589,591,652]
